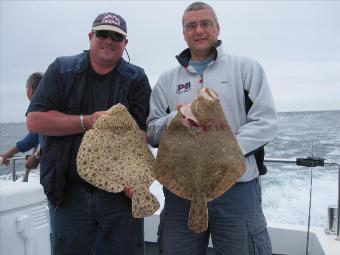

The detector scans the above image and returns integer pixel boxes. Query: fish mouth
[178,88,219,130]
[177,103,198,128]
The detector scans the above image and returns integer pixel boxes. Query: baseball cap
[92,12,127,36]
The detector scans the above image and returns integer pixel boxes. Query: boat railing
[0,156,27,181]
[1,155,339,240]
[263,157,340,241]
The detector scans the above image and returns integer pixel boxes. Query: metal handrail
[264,157,340,241]
[0,156,27,181]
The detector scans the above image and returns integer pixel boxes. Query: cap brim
[92,25,127,36]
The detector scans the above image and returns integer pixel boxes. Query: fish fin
[132,189,160,218]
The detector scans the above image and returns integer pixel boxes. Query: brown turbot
[155,88,246,233]
[77,104,160,218]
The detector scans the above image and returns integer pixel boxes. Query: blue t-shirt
[189,56,213,77]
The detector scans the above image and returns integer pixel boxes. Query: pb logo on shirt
[176,82,191,94]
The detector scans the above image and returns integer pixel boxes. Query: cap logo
[102,14,120,26]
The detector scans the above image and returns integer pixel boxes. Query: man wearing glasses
[27,12,151,255]
[147,2,277,254]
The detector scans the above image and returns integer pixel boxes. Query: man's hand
[84,111,107,130]
[124,187,134,199]
[141,130,148,143]
[0,154,11,166]
[25,155,39,169]
[0,147,19,166]
[177,103,198,129]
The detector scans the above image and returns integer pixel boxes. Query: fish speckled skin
[155,88,245,233]
[77,104,160,218]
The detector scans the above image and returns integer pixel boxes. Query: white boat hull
[1,182,339,255]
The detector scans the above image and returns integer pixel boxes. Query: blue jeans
[158,179,271,255]
[50,183,144,255]
[94,222,144,255]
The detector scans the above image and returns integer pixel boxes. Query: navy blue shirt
[16,132,44,152]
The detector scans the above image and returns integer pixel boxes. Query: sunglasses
[93,30,126,42]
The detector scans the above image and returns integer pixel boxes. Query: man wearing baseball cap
[27,12,151,255]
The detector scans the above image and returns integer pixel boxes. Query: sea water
[1,111,339,228]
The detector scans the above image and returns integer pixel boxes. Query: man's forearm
[1,147,20,158]
[26,111,89,136]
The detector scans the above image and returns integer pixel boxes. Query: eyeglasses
[93,30,126,42]
[184,20,215,32]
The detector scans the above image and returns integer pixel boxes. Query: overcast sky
[1,0,339,123]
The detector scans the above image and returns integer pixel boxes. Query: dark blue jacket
[27,51,151,207]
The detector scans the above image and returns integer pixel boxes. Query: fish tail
[188,199,208,233]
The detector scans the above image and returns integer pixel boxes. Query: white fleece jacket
[147,42,278,182]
